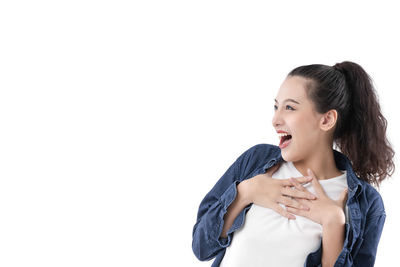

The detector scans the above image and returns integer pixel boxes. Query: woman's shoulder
[243,143,281,157]
[235,143,281,175]
[357,178,386,218]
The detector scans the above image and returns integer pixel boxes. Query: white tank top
[220,161,348,267]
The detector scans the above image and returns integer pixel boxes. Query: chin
[280,150,291,162]
[280,147,301,163]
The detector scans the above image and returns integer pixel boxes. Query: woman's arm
[192,146,254,261]
[220,180,251,238]
[322,195,386,267]
[321,209,346,267]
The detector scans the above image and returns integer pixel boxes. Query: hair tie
[332,64,344,74]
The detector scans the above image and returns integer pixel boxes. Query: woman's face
[272,75,327,162]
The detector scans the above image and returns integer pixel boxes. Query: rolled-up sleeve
[352,213,386,266]
[191,146,254,261]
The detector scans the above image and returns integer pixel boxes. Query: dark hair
[287,61,395,189]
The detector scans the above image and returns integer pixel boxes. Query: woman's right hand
[238,163,317,219]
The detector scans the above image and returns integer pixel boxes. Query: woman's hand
[285,169,348,226]
[239,163,317,220]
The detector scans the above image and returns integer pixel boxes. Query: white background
[0,1,398,266]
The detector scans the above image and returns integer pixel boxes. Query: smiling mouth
[279,134,292,148]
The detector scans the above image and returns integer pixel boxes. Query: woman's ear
[319,109,337,132]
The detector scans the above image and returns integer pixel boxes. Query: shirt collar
[264,146,363,199]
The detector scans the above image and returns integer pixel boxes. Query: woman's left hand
[285,169,348,226]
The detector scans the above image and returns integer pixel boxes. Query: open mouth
[279,134,292,148]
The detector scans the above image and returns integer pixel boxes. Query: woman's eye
[286,105,295,110]
[274,105,295,111]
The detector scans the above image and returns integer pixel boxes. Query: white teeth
[278,133,292,142]
[277,133,290,138]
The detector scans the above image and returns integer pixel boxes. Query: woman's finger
[289,178,308,191]
[337,188,348,207]
[281,186,317,200]
[277,195,309,211]
[286,206,307,218]
[273,203,296,220]
[281,176,312,186]
[308,169,326,197]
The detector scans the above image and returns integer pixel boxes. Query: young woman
[192,61,395,267]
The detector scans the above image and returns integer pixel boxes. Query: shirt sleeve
[351,212,386,266]
[191,145,255,261]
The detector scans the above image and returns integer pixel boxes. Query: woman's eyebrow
[274,98,300,104]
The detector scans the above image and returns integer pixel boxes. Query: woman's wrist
[237,179,253,206]
[322,206,346,227]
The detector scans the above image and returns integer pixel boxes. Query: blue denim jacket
[192,143,386,267]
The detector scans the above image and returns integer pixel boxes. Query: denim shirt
[192,143,386,267]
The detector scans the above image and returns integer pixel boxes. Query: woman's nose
[272,110,283,127]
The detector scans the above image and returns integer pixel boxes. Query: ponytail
[288,61,395,188]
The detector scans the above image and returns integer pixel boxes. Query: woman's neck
[292,147,343,180]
